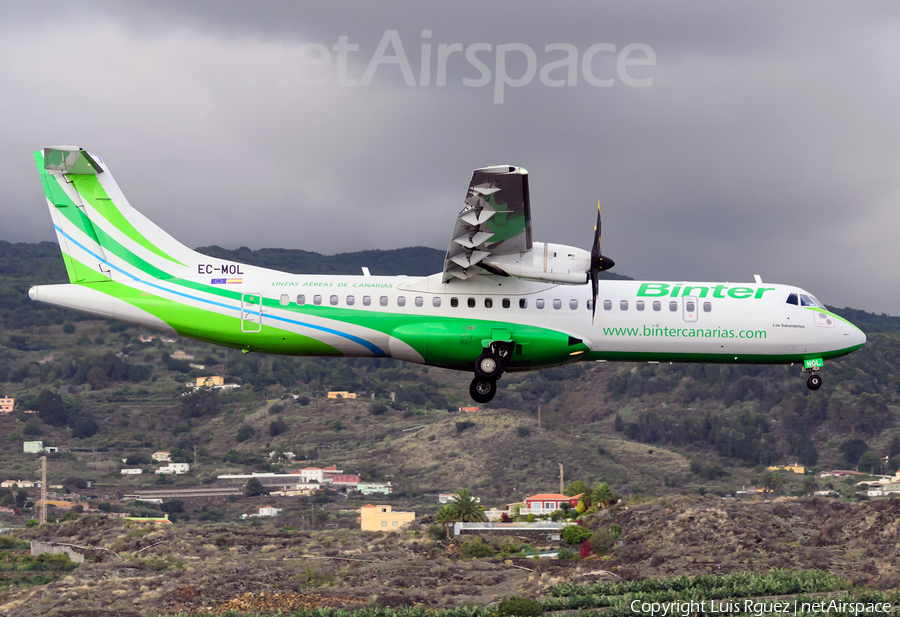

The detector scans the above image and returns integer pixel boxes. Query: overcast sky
[1,2,899,313]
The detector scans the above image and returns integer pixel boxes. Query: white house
[155,463,190,475]
[152,451,172,462]
[120,469,143,475]
[241,506,282,519]
[296,467,326,483]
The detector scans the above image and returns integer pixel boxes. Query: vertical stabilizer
[35,146,203,283]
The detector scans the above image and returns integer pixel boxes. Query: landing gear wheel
[469,377,497,403]
[807,374,822,391]
[474,352,503,380]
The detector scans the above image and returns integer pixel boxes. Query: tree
[126,453,151,466]
[840,438,868,467]
[564,480,588,497]
[34,390,67,427]
[236,425,255,442]
[161,500,185,513]
[614,414,624,432]
[15,490,28,509]
[592,483,618,508]
[590,529,617,556]
[803,477,820,496]
[764,472,784,495]
[269,418,287,437]
[245,478,269,497]
[857,451,883,475]
[889,435,900,459]
[180,388,221,419]
[447,489,487,522]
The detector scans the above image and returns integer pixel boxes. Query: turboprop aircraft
[29,146,866,403]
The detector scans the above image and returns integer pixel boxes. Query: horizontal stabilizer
[44,146,103,175]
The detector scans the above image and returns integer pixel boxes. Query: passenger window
[330,295,338,306]
[313,295,322,306]
[379,296,388,306]
[362,295,371,306]
[685,300,695,312]
[786,293,798,306]
[397,296,406,307]
[553,299,562,309]
[519,298,527,309]
[603,300,612,311]
[502,298,510,309]
[536,299,545,309]
[279,294,289,306]
[636,300,644,311]
[620,300,628,310]
[669,301,678,311]
[415,296,423,307]
[296,294,306,306]
[451,297,459,308]
[799,294,815,307]
[485,298,493,308]
[468,298,476,308]
[433,297,441,307]
[703,301,712,312]
[346,295,355,306]
[587,299,592,311]
[653,301,661,311]
[570,299,578,310]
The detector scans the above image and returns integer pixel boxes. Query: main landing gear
[469,342,513,403]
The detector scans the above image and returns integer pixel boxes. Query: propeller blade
[591,202,602,263]
[589,202,614,324]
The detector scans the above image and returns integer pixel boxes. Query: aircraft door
[241,293,263,332]
[683,296,699,323]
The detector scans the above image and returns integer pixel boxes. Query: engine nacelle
[483,242,590,285]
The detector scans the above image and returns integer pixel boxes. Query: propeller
[590,202,615,323]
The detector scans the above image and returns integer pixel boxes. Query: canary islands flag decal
[211,278,243,285]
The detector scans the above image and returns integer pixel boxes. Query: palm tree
[803,477,820,496]
[765,473,784,496]
[592,483,618,508]
[448,489,487,522]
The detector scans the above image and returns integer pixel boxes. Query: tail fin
[35,146,199,283]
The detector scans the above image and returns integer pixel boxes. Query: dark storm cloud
[1,2,898,312]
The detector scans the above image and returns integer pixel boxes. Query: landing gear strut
[802,358,824,391]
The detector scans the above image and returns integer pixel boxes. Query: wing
[442,165,533,282]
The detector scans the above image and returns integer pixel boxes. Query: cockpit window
[799,294,816,307]
[809,295,823,308]
[786,293,798,306]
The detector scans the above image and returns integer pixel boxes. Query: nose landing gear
[803,358,824,391]
[806,373,822,391]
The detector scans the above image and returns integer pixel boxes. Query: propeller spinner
[590,203,615,323]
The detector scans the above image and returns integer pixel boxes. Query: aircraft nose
[28,286,37,301]
[848,323,866,347]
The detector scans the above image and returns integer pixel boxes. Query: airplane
[28,146,866,403]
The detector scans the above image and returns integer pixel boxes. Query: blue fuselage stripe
[55,225,387,356]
